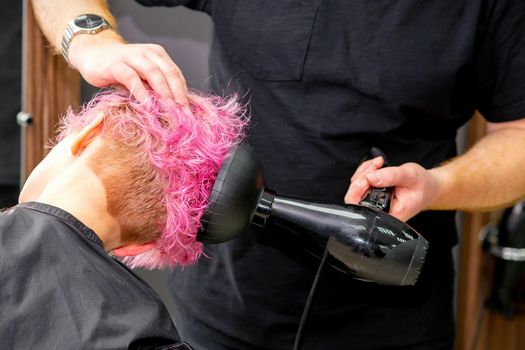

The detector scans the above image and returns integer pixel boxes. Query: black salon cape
[0,202,190,350]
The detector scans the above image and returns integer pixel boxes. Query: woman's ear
[70,113,106,155]
[112,242,156,257]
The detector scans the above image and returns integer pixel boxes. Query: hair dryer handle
[358,147,392,212]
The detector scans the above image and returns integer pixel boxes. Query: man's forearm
[429,121,525,212]
[31,0,119,53]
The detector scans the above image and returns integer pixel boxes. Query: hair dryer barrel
[268,197,428,286]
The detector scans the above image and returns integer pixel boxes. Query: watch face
[74,14,105,29]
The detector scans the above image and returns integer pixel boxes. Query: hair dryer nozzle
[197,142,263,243]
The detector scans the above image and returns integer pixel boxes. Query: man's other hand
[345,157,444,222]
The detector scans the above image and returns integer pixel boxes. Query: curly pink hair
[58,89,247,269]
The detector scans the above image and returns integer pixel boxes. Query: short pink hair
[58,89,247,269]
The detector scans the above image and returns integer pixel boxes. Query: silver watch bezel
[60,14,112,62]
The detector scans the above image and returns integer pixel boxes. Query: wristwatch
[61,14,112,62]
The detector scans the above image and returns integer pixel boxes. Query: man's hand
[68,31,189,105]
[345,118,525,222]
[31,0,189,104]
[344,157,444,222]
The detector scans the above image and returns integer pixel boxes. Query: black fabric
[0,0,21,187]
[0,202,187,350]
[135,1,525,349]
[0,185,19,209]
[135,0,210,12]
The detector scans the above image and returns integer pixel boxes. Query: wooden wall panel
[21,0,80,181]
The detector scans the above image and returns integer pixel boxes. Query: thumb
[365,167,395,188]
[366,166,416,189]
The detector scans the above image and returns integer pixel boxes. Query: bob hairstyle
[57,89,247,269]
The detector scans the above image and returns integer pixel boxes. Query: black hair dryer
[198,142,429,286]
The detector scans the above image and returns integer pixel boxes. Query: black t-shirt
[137,1,525,349]
[0,202,191,350]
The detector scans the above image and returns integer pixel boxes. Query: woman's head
[58,89,247,268]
